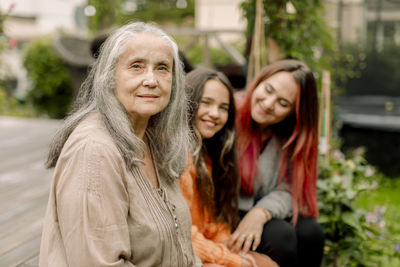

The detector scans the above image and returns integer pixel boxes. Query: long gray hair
[46,21,190,181]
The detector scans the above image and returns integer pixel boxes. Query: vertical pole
[246,0,266,87]
[318,79,326,142]
[372,0,383,53]
[337,0,343,49]
[322,70,331,165]
[202,34,211,67]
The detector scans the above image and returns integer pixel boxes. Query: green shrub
[23,37,73,119]
[318,149,390,266]
[175,35,245,67]
[240,0,335,74]
[184,43,238,67]
[356,177,400,266]
[121,0,195,26]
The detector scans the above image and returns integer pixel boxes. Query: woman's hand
[228,207,271,253]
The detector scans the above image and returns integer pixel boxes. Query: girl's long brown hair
[185,68,240,228]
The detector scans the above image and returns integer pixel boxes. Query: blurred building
[0,0,87,98]
[1,0,87,40]
[324,0,400,176]
[195,0,245,40]
[324,0,400,49]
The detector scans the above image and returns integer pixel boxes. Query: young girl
[228,59,324,267]
[179,68,277,267]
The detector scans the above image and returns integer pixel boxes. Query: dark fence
[336,96,400,177]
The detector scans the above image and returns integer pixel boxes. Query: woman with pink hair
[228,60,324,267]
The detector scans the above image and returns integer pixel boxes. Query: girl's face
[195,79,230,139]
[251,71,298,128]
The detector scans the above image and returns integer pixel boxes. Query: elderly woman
[39,22,201,267]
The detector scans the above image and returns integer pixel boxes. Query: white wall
[323,0,367,45]
[195,0,245,42]
[195,0,245,30]
[1,0,87,39]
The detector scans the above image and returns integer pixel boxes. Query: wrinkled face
[195,79,230,139]
[251,71,298,128]
[115,32,174,124]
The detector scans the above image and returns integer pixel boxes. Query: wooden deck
[0,116,61,267]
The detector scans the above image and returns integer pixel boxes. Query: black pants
[239,210,324,267]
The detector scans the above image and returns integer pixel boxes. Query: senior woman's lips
[137,94,160,98]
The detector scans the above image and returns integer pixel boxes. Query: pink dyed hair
[236,60,319,224]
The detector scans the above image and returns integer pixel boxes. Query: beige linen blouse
[39,113,202,267]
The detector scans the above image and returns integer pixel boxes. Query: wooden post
[319,70,331,164]
[202,34,211,67]
[267,37,281,63]
[246,0,267,87]
[318,78,325,141]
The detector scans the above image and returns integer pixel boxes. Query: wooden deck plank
[0,235,41,267]
[0,168,51,214]
[0,219,43,256]
[17,255,39,267]
[0,199,47,241]
[0,116,61,267]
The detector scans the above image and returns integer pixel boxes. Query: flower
[332,149,345,161]
[395,243,400,253]
[9,38,17,49]
[344,160,356,170]
[365,212,375,223]
[365,230,375,238]
[353,146,366,156]
[371,181,378,189]
[364,166,375,177]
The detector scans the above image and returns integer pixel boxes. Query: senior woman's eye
[157,64,170,72]
[131,63,141,69]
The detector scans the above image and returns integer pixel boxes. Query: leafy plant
[318,149,385,266]
[87,0,195,36]
[240,0,334,72]
[125,0,195,26]
[23,37,73,119]
[179,39,245,67]
[239,0,358,94]
[356,177,400,266]
[87,0,123,35]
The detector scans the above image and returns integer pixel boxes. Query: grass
[355,176,400,266]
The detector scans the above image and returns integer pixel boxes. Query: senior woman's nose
[143,69,157,87]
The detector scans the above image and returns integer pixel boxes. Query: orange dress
[179,157,242,267]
